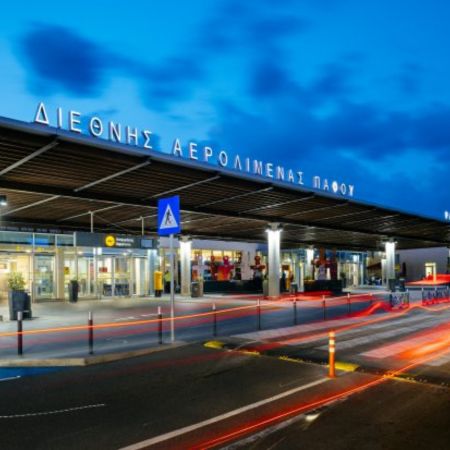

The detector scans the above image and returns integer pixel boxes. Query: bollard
[293,298,298,325]
[17,311,23,356]
[212,303,217,337]
[88,311,94,355]
[328,330,336,378]
[158,306,163,344]
[347,293,351,316]
[257,298,261,331]
[322,296,327,321]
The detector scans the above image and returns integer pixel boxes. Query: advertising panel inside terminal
[33,102,355,198]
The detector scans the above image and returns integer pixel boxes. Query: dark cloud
[20,25,113,96]
[18,24,205,109]
[311,62,355,99]
[396,63,422,95]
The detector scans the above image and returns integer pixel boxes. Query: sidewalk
[0,291,395,367]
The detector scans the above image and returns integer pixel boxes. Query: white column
[267,223,281,297]
[298,261,304,292]
[180,237,192,296]
[55,248,65,300]
[147,249,156,295]
[385,241,396,284]
[305,248,314,279]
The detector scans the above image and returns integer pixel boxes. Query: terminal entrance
[0,231,156,303]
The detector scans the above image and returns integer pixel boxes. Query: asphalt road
[239,378,450,450]
[0,342,335,450]
[0,295,448,450]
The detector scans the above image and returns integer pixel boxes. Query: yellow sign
[104,235,116,247]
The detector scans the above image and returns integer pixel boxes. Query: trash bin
[154,270,163,297]
[290,283,298,294]
[388,278,396,292]
[68,280,79,303]
[398,278,406,292]
[191,281,201,298]
[8,290,32,320]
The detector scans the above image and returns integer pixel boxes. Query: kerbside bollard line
[328,330,336,378]
[257,298,261,331]
[158,306,163,344]
[293,298,298,325]
[88,311,94,355]
[212,303,217,337]
[17,311,23,356]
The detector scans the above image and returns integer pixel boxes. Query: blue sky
[1,0,449,219]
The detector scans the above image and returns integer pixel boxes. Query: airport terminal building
[0,105,449,303]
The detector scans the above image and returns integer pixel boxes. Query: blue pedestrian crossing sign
[157,195,181,236]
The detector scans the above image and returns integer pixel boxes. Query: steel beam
[59,204,124,222]
[244,195,316,214]
[0,140,59,176]
[145,175,221,199]
[2,195,60,216]
[198,186,273,208]
[74,160,151,192]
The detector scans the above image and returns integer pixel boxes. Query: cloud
[18,23,206,110]
[20,24,114,96]
[395,63,423,95]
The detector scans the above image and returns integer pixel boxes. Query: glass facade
[0,231,157,302]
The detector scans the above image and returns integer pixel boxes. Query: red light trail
[188,337,450,449]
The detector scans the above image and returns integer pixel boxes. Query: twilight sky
[1,0,449,219]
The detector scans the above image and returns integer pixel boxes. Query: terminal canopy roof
[0,117,449,251]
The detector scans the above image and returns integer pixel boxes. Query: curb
[0,342,187,368]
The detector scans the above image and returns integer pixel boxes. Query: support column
[305,247,315,279]
[55,247,65,300]
[267,223,281,297]
[298,261,305,292]
[180,237,192,297]
[147,249,154,295]
[385,241,396,286]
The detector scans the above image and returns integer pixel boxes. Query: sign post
[157,196,181,343]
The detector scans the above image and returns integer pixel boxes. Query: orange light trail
[0,293,376,338]
[231,302,450,356]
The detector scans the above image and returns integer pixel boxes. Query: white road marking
[317,318,445,351]
[118,378,328,450]
[424,351,450,366]
[0,403,105,419]
[361,328,450,359]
